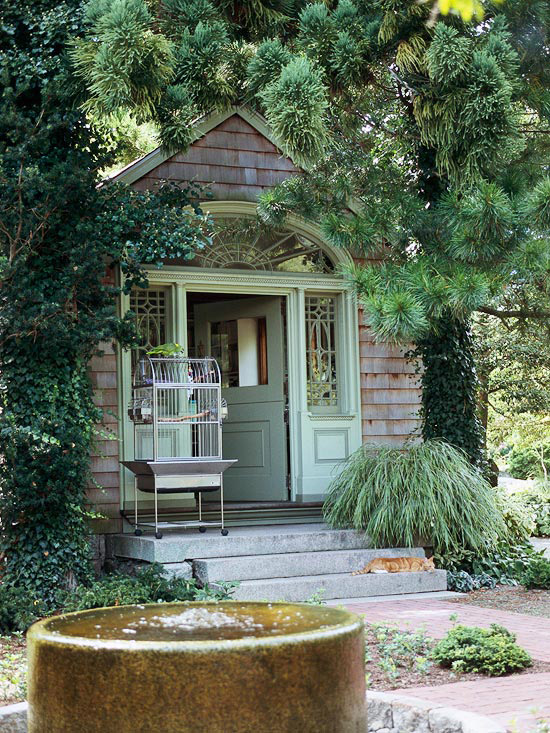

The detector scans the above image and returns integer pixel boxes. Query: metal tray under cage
[122,355,236,538]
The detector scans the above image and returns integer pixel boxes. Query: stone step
[111,523,375,564]
[230,570,447,602]
[193,547,426,583]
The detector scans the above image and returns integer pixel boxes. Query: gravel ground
[451,586,550,618]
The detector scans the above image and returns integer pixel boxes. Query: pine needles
[323,440,507,553]
[259,57,329,167]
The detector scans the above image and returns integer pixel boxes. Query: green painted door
[194,296,287,501]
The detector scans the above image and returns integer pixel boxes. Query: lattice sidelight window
[130,289,167,372]
[305,295,339,409]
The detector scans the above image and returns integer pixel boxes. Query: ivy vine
[0,0,211,611]
[412,313,485,467]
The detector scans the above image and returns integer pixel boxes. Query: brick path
[345,597,550,732]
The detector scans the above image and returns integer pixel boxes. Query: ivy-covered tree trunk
[415,148,486,466]
[415,314,485,466]
[0,355,95,603]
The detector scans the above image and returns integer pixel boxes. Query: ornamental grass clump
[323,439,506,553]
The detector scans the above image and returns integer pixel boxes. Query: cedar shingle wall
[132,115,300,200]
[87,268,122,533]
[358,308,422,445]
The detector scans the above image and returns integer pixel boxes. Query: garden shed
[89,107,421,534]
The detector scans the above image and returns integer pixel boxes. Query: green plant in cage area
[147,343,185,357]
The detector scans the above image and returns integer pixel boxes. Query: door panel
[194,296,287,501]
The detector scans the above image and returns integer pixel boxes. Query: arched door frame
[118,201,362,512]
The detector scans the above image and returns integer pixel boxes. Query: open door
[194,296,287,501]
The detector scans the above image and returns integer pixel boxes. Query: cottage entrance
[119,204,363,523]
[193,295,287,501]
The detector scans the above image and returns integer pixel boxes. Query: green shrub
[0,563,237,633]
[60,564,237,612]
[432,624,532,676]
[324,440,507,553]
[0,586,49,634]
[522,555,550,589]
[446,570,497,593]
[518,482,550,537]
[496,490,536,544]
[436,542,541,586]
[508,442,550,479]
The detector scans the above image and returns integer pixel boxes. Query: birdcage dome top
[133,355,221,388]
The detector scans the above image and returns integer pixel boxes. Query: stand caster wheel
[221,529,229,536]
[134,529,142,537]
[155,531,163,539]
[199,526,207,533]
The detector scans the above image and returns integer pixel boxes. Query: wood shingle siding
[133,115,300,202]
[88,327,122,533]
[358,308,422,445]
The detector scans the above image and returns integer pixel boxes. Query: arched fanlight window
[186,218,336,273]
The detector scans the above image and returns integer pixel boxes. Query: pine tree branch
[395,79,414,116]
[477,305,550,320]
[355,111,402,139]
[388,68,417,95]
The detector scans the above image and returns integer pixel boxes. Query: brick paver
[346,598,550,661]
[346,597,550,732]
[394,674,550,731]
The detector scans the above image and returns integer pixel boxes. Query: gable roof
[110,107,299,187]
[110,106,361,215]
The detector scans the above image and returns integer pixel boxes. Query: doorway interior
[120,265,362,527]
[187,291,291,503]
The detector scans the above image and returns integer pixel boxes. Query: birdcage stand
[123,458,235,538]
[122,355,236,538]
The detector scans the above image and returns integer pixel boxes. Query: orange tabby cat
[352,556,435,575]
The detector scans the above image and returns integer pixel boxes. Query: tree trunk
[416,313,485,467]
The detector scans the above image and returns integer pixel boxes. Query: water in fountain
[43,601,352,642]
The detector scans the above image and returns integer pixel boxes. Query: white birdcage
[122,355,235,538]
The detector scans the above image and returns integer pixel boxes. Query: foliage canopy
[3,0,550,612]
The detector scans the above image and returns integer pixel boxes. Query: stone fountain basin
[27,600,366,733]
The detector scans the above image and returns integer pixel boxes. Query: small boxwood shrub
[432,623,532,676]
[522,556,550,589]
